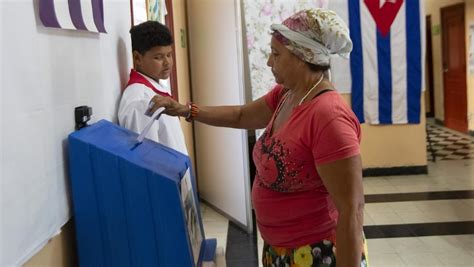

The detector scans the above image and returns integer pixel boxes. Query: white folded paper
[136,107,165,143]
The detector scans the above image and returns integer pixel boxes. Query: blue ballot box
[68,120,216,267]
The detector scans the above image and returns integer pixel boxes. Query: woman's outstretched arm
[149,95,274,130]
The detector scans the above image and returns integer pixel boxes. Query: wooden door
[441,3,467,132]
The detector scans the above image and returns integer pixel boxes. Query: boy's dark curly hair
[130,21,174,54]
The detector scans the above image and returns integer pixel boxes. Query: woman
[150,8,367,267]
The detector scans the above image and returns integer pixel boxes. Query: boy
[118,21,188,155]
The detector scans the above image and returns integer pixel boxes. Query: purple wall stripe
[39,0,61,28]
[91,0,106,33]
[68,0,88,30]
[39,0,106,33]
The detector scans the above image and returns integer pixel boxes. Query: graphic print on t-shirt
[254,130,310,193]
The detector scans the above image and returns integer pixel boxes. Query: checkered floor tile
[426,123,474,161]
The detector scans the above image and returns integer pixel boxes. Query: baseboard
[434,118,444,126]
[363,165,428,177]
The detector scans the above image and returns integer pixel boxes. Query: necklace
[298,74,324,105]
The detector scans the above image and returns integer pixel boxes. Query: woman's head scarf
[271,9,352,66]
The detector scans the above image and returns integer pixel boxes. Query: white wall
[0,2,4,265]
[0,0,132,265]
[187,0,253,232]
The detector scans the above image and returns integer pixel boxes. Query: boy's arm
[118,93,157,134]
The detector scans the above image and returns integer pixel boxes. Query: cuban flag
[39,0,106,33]
[329,0,424,124]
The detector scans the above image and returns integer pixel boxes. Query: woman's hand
[149,95,189,117]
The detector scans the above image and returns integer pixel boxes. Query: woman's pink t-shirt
[251,85,361,248]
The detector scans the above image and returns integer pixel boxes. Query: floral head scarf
[271,9,352,66]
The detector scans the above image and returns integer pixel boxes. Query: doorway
[441,3,468,133]
[425,15,435,118]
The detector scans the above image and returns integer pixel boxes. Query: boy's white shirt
[118,72,188,155]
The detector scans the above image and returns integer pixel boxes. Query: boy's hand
[148,95,189,117]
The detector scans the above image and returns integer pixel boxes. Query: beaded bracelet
[185,102,199,122]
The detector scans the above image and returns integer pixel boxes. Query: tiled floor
[361,158,474,267]
[426,122,474,161]
[200,203,229,267]
[201,126,474,266]
[201,203,229,251]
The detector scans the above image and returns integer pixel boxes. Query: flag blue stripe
[406,0,422,123]
[349,0,364,123]
[377,30,392,124]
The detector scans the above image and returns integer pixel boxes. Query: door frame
[425,15,435,118]
[164,0,179,100]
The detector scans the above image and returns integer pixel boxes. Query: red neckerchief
[126,69,172,98]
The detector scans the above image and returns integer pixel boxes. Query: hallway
[363,158,474,266]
